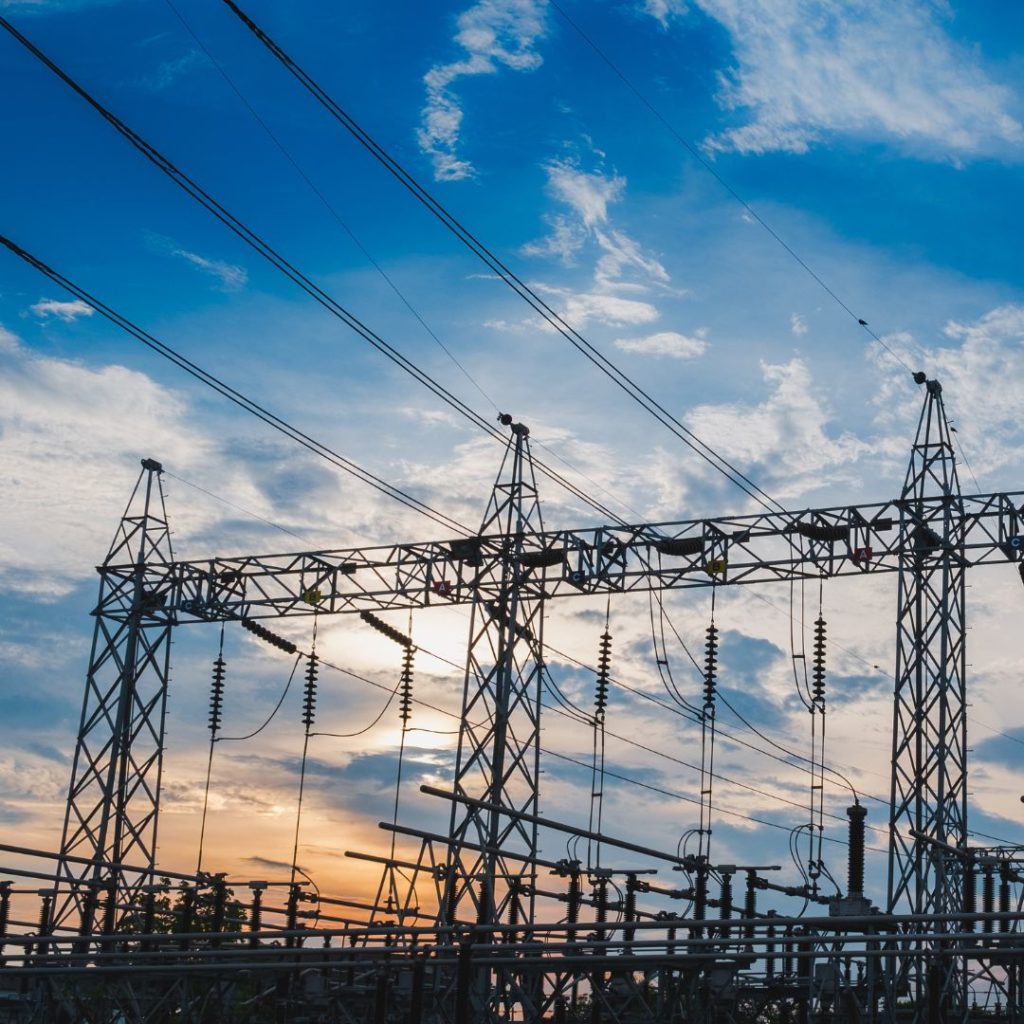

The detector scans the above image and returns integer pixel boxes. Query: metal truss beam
[53,459,174,929]
[94,488,1024,626]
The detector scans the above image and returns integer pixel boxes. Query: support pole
[54,459,175,929]
[888,376,968,1018]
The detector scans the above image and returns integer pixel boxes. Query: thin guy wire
[547,0,915,377]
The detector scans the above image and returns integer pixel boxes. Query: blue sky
[3,0,1024,912]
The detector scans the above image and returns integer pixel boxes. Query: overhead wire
[229,622,875,844]
[165,0,648,525]
[0,236,471,536]
[217,652,301,743]
[290,616,319,886]
[164,471,310,544]
[0,17,629,528]
[216,0,787,515]
[640,585,867,805]
[156,459,893,840]
[161,0,496,417]
[543,747,886,855]
[546,0,916,378]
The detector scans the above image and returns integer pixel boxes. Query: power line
[547,0,916,378]
[160,0,647,526]
[541,747,885,855]
[217,0,786,515]
[161,0,498,420]
[0,15,627,528]
[0,235,472,537]
[235,627,856,844]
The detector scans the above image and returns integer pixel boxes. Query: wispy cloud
[615,328,707,359]
[520,156,675,331]
[140,48,206,91]
[418,0,548,181]
[29,298,94,323]
[641,0,687,28]
[173,248,248,292]
[690,0,1023,159]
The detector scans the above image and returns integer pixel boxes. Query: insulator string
[698,586,718,863]
[588,600,611,871]
[389,613,415,865]
[290,614,318,887]
[196,622,226,875]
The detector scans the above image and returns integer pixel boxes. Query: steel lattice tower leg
[888,377,967,1017]
[54,459,175,929]
[442,418,545,939]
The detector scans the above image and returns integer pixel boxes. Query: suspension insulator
[209,655,226,735]
[399,647,415,724]
[812,616,827,706]
[360,610,412,648]
[703,623,719,708]
[846,803,867,898]
[302,653,318,730]
[595,631,612,722]
[240,616,297,654]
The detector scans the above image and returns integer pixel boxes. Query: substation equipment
[3,375,1024,1023]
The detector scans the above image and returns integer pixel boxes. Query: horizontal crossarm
[97,492,1024,624]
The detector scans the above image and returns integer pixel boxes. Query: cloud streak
[418,0,548,181]
[173,248,248,292]
[615,328,707,359]
[29,298,94,323]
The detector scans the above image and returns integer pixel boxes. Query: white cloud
[790,312,807,336]
[544,161,625,228]
[867,304,1024,482]
[29,298,94,323]
[641,0,687,28]
[140,48,205,91]
[520,215,584,264]
[173,249,248,292]
[533,283,659,329]
[695,0,1024,158]
[523,158,673,330]
[594,227,670,290]
[685,357,871,500]
[615,328,707,359]
[418,0,548,181]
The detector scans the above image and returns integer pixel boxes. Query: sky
[2,0,1024,923]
